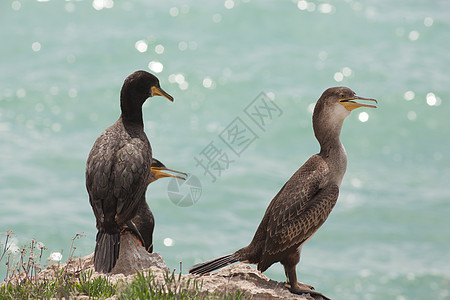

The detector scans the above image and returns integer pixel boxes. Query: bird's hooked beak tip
[339,96,377,111]
[151,166,187,180]
[152,86,174,102]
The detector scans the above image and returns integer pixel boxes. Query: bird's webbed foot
[285,282,331,300]
[294,281,315,290]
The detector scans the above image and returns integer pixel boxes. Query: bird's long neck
[316,122,344,156]
[313,114,348,186]
[120,92,144,128]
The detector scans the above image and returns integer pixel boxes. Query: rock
[23,232,329,299]
[110,232,169,275]
[189,263,317,299]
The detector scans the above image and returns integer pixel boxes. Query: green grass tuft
[0,232,117,299]
[1,232,246,299]
[119,268,246,300]
[75,269,117,298]
[118,269,202,299]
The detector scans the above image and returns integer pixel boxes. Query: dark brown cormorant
[188,87,377,298]
[125,158,187,253]
[86,70,174,273]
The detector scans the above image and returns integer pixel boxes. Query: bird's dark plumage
[86,70,173,273]
[189,87,377,298]
[126,158,187,253]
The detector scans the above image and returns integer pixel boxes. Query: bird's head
[313,87,377,145]
[120,70,173,124]
[121,70,173,105]
[148,158,187,185]
[314,87,377,122]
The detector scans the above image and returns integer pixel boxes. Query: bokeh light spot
[12,1,21,10]
[203,77,216,89]
[92,0,113,10]
[179,81,189,90]
[426,92,436,106]
[49,252,62,261]
[169,73,189,90]
[351,178,362,188]
[424,17,433,27]
[169,7,179,17]
[16,89,26,98]
[297,0,307,10]
[178,41,188,51]
[155,44,164,54]
[318,3,334,14]
[403,90,415,101]
[52,123,62,132]
[407,111,417,121]
[426,92,441,106]
[189,41,198,50]
[358,112,369,122]
[163,238,174,247]
[175,74,185,84]
[212,13,222,23]
[224,0,234,9]
[408,30,420,41]
[135,40,148,53]
[65,2,75,12]
[32,42,41,52]
[68,88,78,98]
[307,2,316,12]
[318,51,328,61]
[148,61,163,73]
[342,67,352,77]
[334,72,344,82]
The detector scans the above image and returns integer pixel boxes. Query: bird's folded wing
[267,184,339,255]
[265,155,339,255]
[112,141,151,224]
[86,134,115,222]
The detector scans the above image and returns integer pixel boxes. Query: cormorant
[86,70,174,273]
[125,158,187,253]
[188,87,377,298]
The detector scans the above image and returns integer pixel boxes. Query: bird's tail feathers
[94,231,120,273]
[188,253,239,275]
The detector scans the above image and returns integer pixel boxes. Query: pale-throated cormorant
[188,87,377,298]
[86,70,174,273]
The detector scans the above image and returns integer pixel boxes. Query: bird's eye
[339,93,344,98]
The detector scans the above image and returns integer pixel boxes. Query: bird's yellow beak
[152,86,174,102]
[339,96,377,111]
[151,166,187,180]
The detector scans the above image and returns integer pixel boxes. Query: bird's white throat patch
[335,102,352,120]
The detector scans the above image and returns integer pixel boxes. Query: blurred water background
[1,0,450,299]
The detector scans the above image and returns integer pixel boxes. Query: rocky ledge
[29,232,330,299]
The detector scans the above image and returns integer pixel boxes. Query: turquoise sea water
[1,0,449,299]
